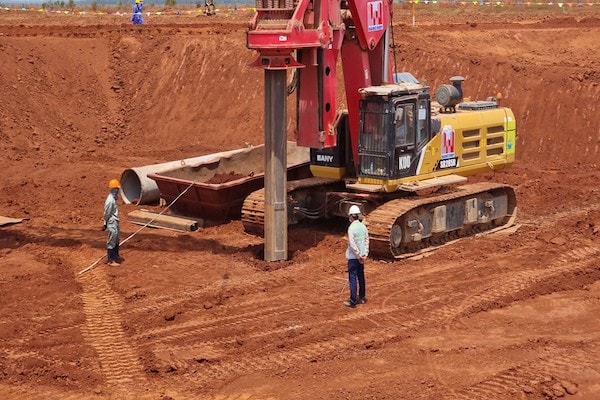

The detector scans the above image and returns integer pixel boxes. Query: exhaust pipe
[436,76,465,113]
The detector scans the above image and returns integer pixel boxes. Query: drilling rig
[244,0,517,261]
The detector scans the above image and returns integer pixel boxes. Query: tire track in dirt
[126,207,599,386]
[132,264,455,351]
[0,383,96,400]
[129,254,470,345]
[520,202,600,227]
[440,246,600,399]
[151,294,520,381]
[187,299,441,353]
[428,245,600,397]
[126,202,599,344]
[194,328,400,382]
[136,303,303,345]
[178,245,600,385]
[77,269,147,391]
[125,267,301,316]
[0,380,251,400]
[445,245,600,324]
[209,396,278,400]
[448,340,600,400]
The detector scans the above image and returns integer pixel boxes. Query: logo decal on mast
[367,1,383,32]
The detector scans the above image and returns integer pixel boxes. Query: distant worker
[343,205,369,308]
[103,179,123,267]
[131,0,144,25]
[204,0,216,15]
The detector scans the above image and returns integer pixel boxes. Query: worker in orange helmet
[103,179,123,266]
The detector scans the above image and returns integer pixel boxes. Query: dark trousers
[348,258,366,305]
[107,243,120,262]
[107,247,118,262]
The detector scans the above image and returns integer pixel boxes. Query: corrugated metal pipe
[120,147,251,205]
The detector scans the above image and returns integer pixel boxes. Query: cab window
[394,104,415,147]
[416,99,429,146]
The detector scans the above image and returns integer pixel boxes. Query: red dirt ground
[1,6,600,400]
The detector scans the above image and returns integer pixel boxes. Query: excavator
[244,0,517,259]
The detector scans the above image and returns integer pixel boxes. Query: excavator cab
[357,87,432,181]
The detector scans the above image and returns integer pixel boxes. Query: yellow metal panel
[310,165,346,179]
[356,106,517,190]
[505,108,517,156]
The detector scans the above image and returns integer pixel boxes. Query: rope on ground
[78,180,197,275]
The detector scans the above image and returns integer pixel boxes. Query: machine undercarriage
[242,180,517,259]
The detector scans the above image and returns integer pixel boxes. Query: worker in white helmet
[103,179,123,266]
[343,204,369,308]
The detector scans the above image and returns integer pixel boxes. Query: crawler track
[241,177,342,234]
[242,178,517,259]
[242,179,517,259]
[368,182,517,258]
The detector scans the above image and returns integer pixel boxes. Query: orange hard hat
[108,179,121,189]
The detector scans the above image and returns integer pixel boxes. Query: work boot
[343,300,356,308]
[358,297,367,304]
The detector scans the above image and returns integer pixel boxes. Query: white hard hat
[348,205,361,216]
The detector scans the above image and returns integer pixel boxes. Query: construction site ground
[1,6,600,400]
